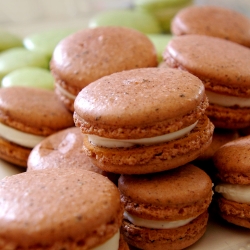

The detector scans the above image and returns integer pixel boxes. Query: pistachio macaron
[0,86,74,167]
[164,34,250,129]
[213,135,250,229]
[0,29,23,52]
[119,164,213,249]
[50,26,157,112]
[171,5,250,47]
[0,168,128,249]
[74,67,214,174]
[27,127,119,184]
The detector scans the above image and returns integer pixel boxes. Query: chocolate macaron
[0,168,128,249]
[74,67,214,174]
[50,26,157,112]
[164,34,250,129]
[171,5,250,47]
[213,135,250,229]
[0,86,74,167]
[27,127,119,184]
[118,164,213,249]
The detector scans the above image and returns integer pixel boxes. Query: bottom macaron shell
[122,211,208,250]
[0,136,30,167]
[217,197,250,229]
[119,234,130,250]
[83,116,214,174]
[206,104,250,129]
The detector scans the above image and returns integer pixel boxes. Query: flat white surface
[0,159,24,180]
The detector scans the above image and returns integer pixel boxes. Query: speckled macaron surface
[0,86,74,167]
[171,5,250,47]
[50,26,157,112]
[0,168,124,249]
[74,67,214,174]
[164,34,250,129]
[118,164,213,249]
[213,135,250,229]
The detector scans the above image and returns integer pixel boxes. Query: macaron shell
[171,5,250,47]
[0,30,23,52]
[213,135,250,184]
[82,115,213,174]
[118,164,212,220]
[0,136,30,167]
[164,34,250,94]
[122,211,208,250]
[0,87,74,135]
[51,26,157,94]
[217,197,250,229]
[0,168,123,248]
[74,67,207,139]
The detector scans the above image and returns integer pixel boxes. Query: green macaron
[1,66,54,90]
[0,47,49,81]
[0,29,23,52]
[88,9,162,34]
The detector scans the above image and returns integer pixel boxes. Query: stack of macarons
[74,67,214,249]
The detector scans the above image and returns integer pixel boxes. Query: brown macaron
[0,168,128,249]
[0,86,74,167]
[74,67,214,175]
[171,5,250,47]
[118,164,213,250]
[27,127,119,184]
[164,34,250,129]
[50,26,157,112]
[213,135,250,229]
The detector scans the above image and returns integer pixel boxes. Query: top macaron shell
[74,67,207,140]
[171,5,250,47]
[50,26,158,95]
[0,168,123,249]
[0,86,74,135]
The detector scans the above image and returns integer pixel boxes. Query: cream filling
[57,84,76,100]
[215,183,250,204]
[88,121,197,148]
[91,230,120,250]
[124,211,196,229]
[0,122,45,148]
[206,90,250,108]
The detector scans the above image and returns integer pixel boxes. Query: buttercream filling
[206,90,250,108]
[91,230,120,250]
[57,84,76,100]
[215,183,250,204]
[88,121,197,148]
[0,122,45,148]
[124,211,196,229]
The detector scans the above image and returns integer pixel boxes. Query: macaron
[50,26,158,112]
[171,5,250,47]
[1,66,54,90]
[0,29,23,52]
[88,9,162,34]
[147,33,173,63]
[0,86,74,167]
[213,135,250,229]
[163,34,250,129]
[0,47,49,81]
[134,0,193,32]
[27,127,119,184]
[23,28,77,59]
[74,67,214,175]
[118,164,213,249]
[0,168,128,249]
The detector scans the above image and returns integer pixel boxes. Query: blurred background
[0,0,250,36]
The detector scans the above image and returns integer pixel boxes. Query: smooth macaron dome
[74,67,214,174]
[213,135,250,228]
[118,164,213,249]
[0,86,74,167]
[0,168,126,249]
[164,34,250,129]
[50,26,158,112]
[171,5,250,47]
